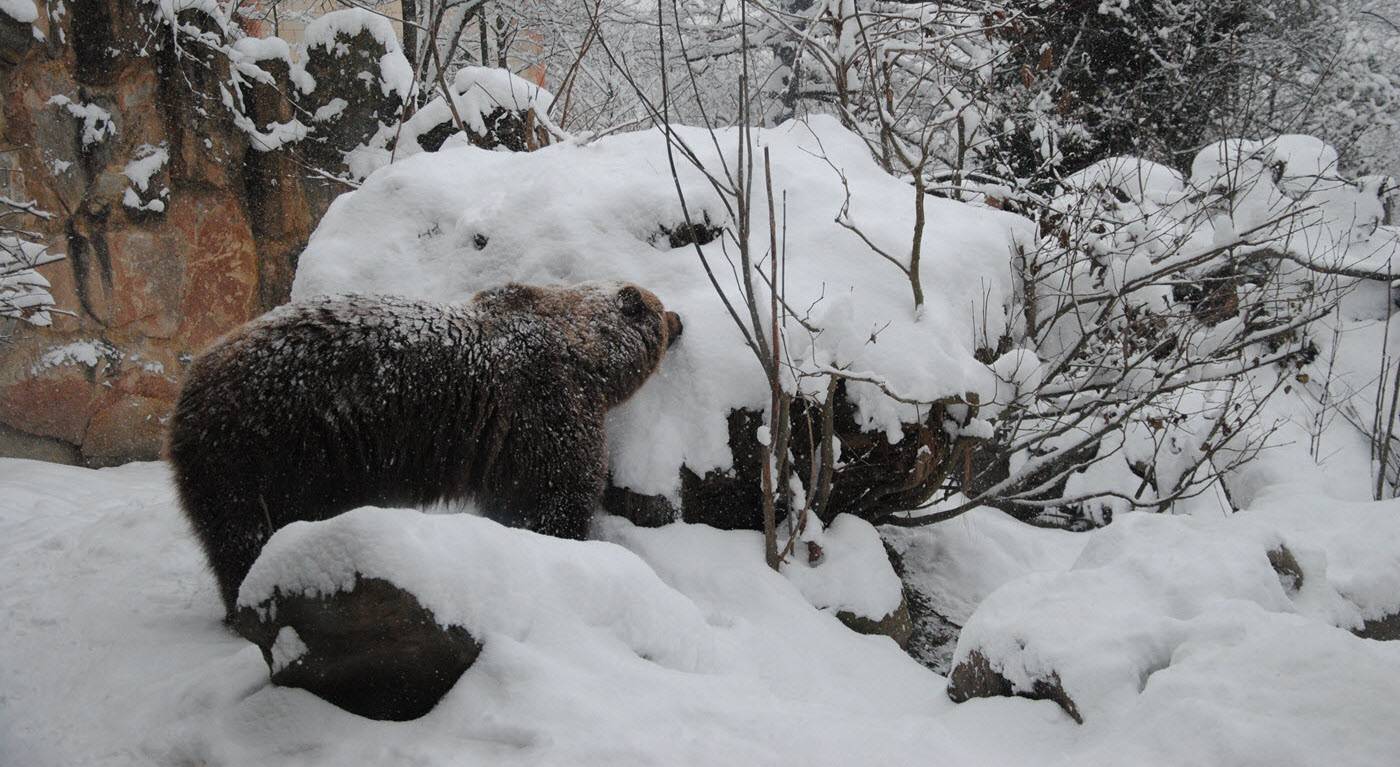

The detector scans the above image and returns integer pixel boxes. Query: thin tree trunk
[401,0,419,68]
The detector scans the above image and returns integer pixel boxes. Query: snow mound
[1061,156,1185,205]
[1236,486,1400,629]
[239,507,712,673]
[6,460,1398,765]
[952,512,1294,721]
[1187,134,1395,274]
[230,35,292,64]
[0,0,37,24]
[1073,605,1400,767]
[301,8,412,97]
[949,491,1400,725]
[883,507,1086,626]
[396,67,556,157]
[293,116,1031,500]
[780,513,903,620]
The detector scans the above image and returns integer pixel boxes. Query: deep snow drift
[3,458,1399,766]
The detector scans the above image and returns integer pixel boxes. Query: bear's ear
[616,286,648,317]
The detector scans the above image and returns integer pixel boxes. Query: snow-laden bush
[0,196,61,337]
[927,134,1400,527]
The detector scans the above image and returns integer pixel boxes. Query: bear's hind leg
[180,487,277,620]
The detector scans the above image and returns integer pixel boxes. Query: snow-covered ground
[2,457,1397,766]
[6,94,1399,767]
[0,459,1068,766]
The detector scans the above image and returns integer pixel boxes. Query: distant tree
[977,0,1260,182]
[1230,0,1400,176]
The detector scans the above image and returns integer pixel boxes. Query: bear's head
[471,282,682,406]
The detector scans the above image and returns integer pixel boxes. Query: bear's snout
[665,311,683,348]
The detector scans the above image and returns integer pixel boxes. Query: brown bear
[167,282,683,617]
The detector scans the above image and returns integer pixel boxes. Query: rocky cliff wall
[0,2,410,465]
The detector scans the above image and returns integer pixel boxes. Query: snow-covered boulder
[293,116,1031,525]
[947,513,1294,722]
[235,507,712,720]
[781,514,911,646]
[1235,486,1400,639]
[295,9,412,173]
[396,67,556,156]
[1060,156,1185,209]
[1188,134,1397,275]
[945,493,1400,722]
[1070,605,1400,766]
[882,508,1087,671]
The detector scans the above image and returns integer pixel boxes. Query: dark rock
[0,9,32,66]
[1267,543,1304,595]
[679,408,766,530]
[300,29,403,172]
[657,215,723,249]
[602,482,677,528]
[836,597,913,649]
[1356,612,1400,642]
[604,380,965,531]
[407,103,550,155]
[947,649,1084,724]
[882,536,961,672]
[233,575,482,721]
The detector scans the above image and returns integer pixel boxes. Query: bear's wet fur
[168,282,683,617]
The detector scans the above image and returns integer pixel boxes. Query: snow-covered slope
[4,458,1398,766]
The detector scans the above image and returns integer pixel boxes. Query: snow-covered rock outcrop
[945,490,1400,728]
[293,116,1031,521]
[234,507,712,719]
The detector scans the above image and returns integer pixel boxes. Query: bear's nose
[666,312,683,348]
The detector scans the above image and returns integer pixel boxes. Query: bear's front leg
[527,484,599,540]
[485,471,599,539]
[483,416,607,540]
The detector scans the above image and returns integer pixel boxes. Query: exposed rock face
[946,649,1084,724]
[1357,613,1400,641]
[0,5,296,463]
[836,599,914,649]
[234,576,483,721]
[0,4,450,465]
[604,382,971,530]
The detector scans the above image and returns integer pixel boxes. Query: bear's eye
[616,286,647,317]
